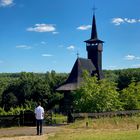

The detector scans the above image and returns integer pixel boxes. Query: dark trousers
[36,119,43,135]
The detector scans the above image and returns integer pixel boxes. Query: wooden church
[56,13,104,118]
[57,14,104,91]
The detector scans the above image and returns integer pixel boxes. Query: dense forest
[0,68,140,114]
[0,71,68,112]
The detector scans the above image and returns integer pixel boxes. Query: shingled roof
[56,57,96,91]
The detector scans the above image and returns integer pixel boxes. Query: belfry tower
[85,14,104,79]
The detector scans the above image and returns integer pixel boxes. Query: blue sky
[0,0,140,73]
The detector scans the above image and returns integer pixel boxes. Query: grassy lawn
[1,116,140,140]
[48,129,140,140]
[51,113,67,124]
[48,116,140,140]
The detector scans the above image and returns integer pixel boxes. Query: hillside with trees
[0,71,67,112]
[0,68,140,114]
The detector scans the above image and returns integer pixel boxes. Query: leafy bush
[0,105,32,115]
[120,82,140,110]
[73,71,122,112]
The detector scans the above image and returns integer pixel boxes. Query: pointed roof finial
[76,51,79,58]
[91,13,98,39]
[92,5,97,15]
[84,2,104,44]
[90,3,98,39]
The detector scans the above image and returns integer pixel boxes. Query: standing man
[35,102,44,135]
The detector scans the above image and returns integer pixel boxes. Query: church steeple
[84,13,104,79]
[85,14,104,44]
[91,14,98,39]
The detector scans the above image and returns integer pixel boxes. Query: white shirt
[35,105,44,120]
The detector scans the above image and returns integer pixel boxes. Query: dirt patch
[0,135,48,140]
[0,126,62,140]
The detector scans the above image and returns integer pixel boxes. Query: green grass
[52,113,67,124]
[67,116,140,130]
[48,130,140,140]
[48,116,140,140]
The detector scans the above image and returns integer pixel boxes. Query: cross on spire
[92,4,97,15]
[76,51,79,58]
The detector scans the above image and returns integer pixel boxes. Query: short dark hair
[37,102,41,106]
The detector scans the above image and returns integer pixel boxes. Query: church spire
[91,14,98,39]
[84,13,104,44]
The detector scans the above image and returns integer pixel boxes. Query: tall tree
[120,82,140,110]
[73,71,122,112]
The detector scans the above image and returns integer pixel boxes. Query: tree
[1,71,66,111]
[115,68,140,90]
[103,70,118,83]
[0,77,13,106]
[73,71,122,112]
[2,92,18,111]
[104,68,140,90]
[120,82,140,110]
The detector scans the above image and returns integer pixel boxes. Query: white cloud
[42,54,53,57]
[67,45,75,50]
[112,18,124,25]
[0,0,14,7]
[16,45,32,49]
[27,24,56,33]
[124,54,140,61]
[77,25,92,30]
[112,17,140,26]
[124,18,137,23]
[52,31,59,34]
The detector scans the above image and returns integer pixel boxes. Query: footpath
[0,126,62,140]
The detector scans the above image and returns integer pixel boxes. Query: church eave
[84,38,104,44]
[56,83,79,91]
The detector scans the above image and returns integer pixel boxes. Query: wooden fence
[1,110,140,127]
[0,110,52,127]
[72,110,140,119]
[0,110,36,127]
[0,115,20,127]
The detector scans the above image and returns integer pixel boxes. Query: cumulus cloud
[124,54,140,60]
[42,54,53,57]
[16,45,32,49]
[112,18,124,25]
[27,24,56,33]
[124,18,137,23]
[0,0,14,7]
[67,45,75,50]
[77,25,92,30]
[112,17,140,25]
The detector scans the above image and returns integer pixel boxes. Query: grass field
[1,116,140,140]
[48,116,140,140]
[48,129,140,140]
